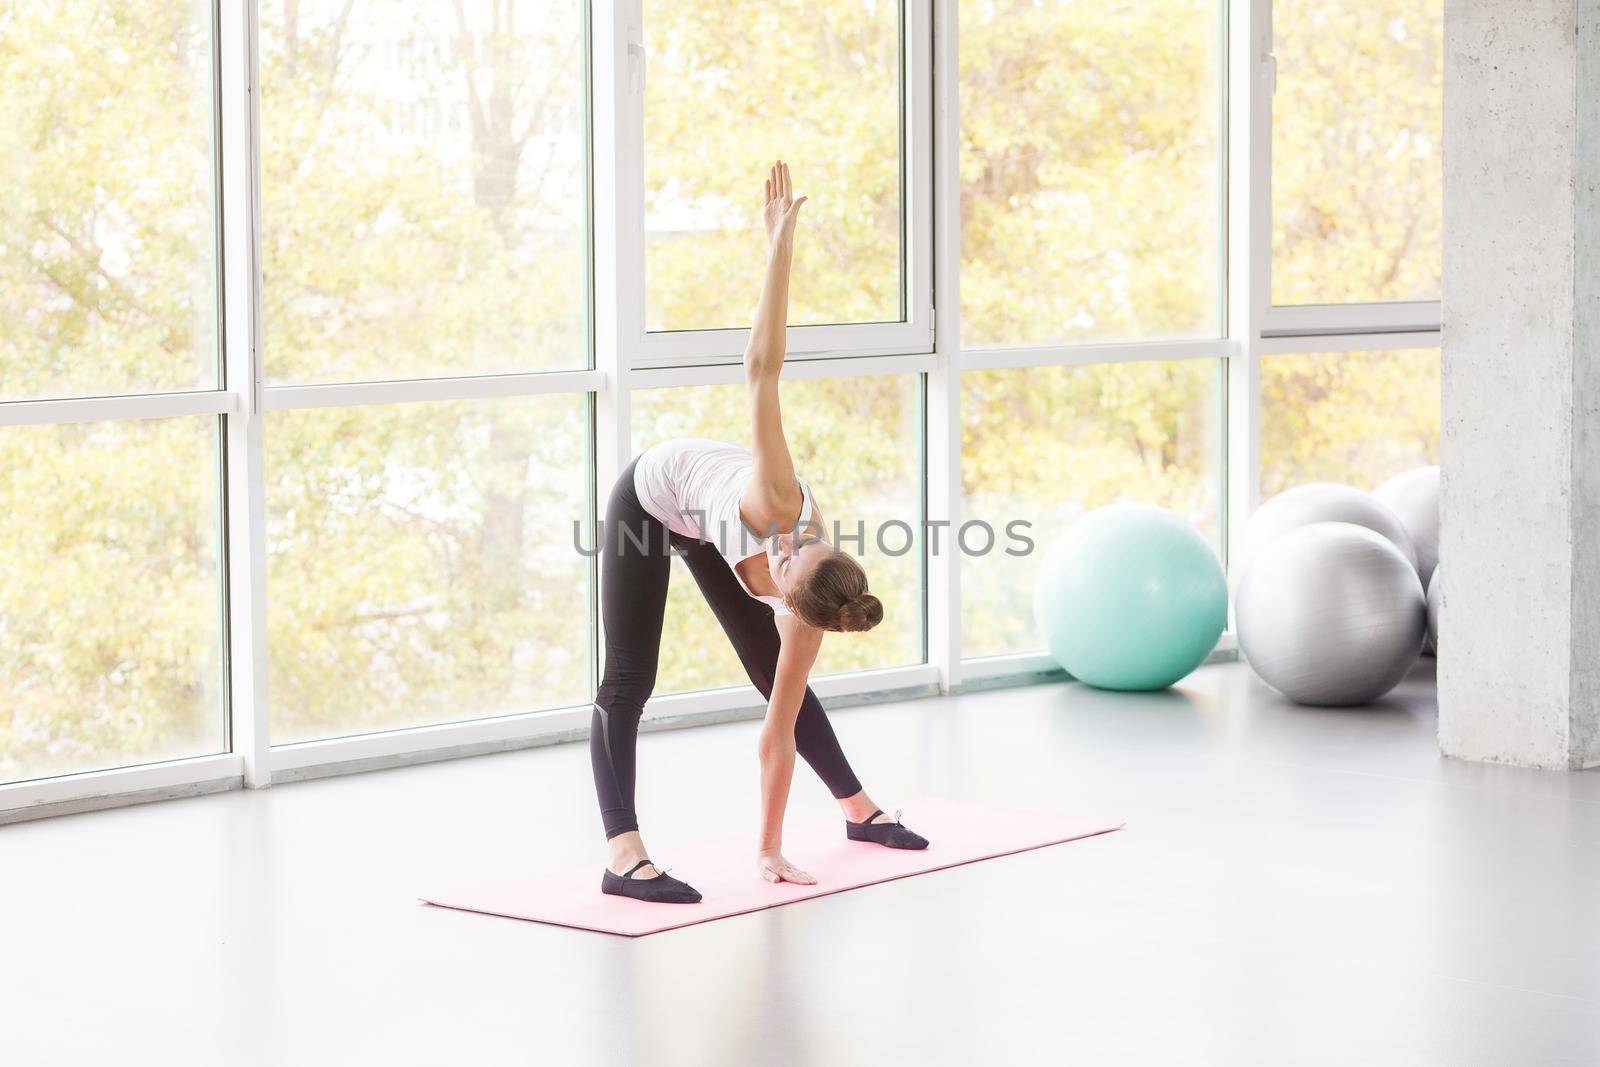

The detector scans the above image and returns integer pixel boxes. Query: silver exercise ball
[1236,522,1426,706]
[1373,465,1440,587]
[1426,565,1441,652]
[1235,483,1418,590]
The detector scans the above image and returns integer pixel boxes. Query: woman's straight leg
[591,460,673,839]
[675,540,864,800]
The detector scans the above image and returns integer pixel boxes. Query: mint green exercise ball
[1033,504,1227,691]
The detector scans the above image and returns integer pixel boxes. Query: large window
[0,419,224,783]
[955,0,1228,664]
[265,396,590,744]
[959,0,1224,348]
[2,2,1446,808]
[0,3,218,401]
[1262,0,1443,514]
[643,1,904,333]
[632,376,924,694]
[0,1,225,788]
[961,361,1222,659]
[259,0,589,384]
[1271,0,1443,306]
[257,0,593,751]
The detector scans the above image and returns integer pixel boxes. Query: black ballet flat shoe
[845,809,929,850]
[601,858,703,904]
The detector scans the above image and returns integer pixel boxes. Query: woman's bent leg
[676,540,864,800]
[591,460,672,839]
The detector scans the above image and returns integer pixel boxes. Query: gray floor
[4,660,1599,1066]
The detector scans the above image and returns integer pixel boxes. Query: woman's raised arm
[742,161,808,532]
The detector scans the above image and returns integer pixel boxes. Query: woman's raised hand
[761,160,807,248]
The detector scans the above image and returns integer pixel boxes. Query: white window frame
[1263,301,1441,338]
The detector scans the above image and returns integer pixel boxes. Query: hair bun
[835,593,884,633]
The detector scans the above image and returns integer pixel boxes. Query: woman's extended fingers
[763,160,803,216]
[762,160,796,204]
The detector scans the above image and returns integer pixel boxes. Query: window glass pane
[259,1,588,385]
[1260,348,1440,498]
[644,1,902,332]
[266,395,590,744]
[961,361,1222,659]
[631,376,922,694]
[1271,0,1443,305]
[0,2,217,400]
[0,418,224,784]
[959,0,1223,348]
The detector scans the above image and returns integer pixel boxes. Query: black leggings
[591,458,863,839]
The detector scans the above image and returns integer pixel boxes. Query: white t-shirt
[633,438,817,615]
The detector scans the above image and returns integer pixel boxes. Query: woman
[591,162,929,904]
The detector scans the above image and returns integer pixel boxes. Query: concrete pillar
[1439,0,1600,769]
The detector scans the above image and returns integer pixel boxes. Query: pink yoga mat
[421,797,1123,937]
